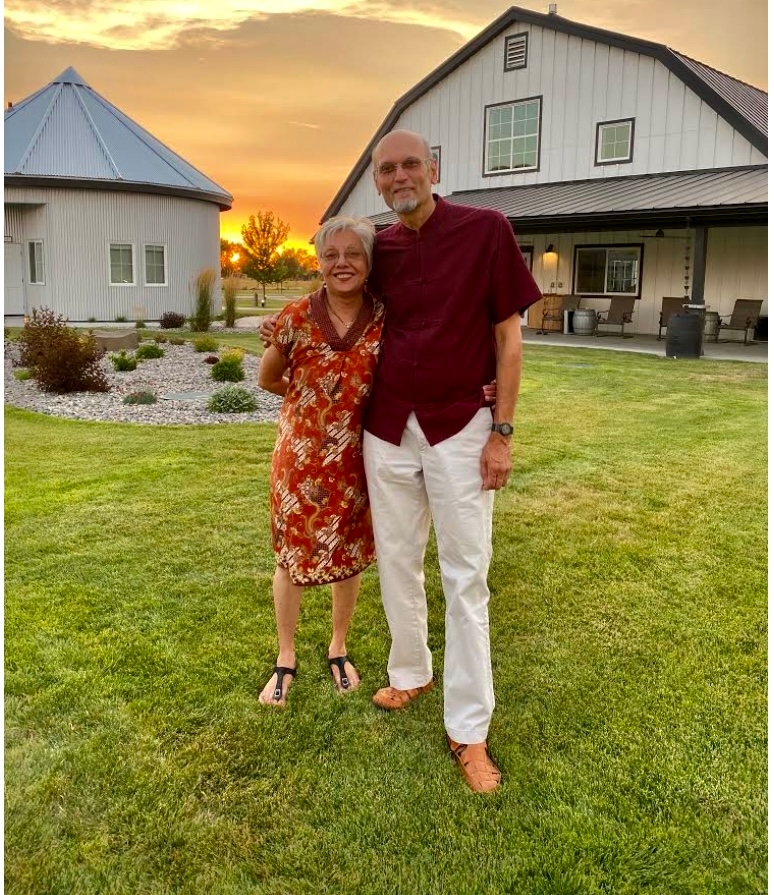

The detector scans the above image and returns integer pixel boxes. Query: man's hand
[480,434,512,491]
[259,312,280,348]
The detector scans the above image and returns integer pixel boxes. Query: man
[263,130,541,792]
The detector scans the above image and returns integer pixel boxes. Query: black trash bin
[665,312,703,359]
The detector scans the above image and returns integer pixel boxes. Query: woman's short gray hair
[313,216,377,269]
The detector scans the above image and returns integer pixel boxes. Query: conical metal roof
[5,67,232,209]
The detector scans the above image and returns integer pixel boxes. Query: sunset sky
[4,0,767,251]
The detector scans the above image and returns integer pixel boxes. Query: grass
[4,346,767,895]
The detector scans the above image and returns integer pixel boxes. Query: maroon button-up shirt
[365,196,541,446]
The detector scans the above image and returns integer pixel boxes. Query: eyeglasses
[320,249,366,264]
[376,157,434,178]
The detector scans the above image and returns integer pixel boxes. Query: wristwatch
[491,422,514,436]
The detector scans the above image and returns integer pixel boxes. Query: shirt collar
[396,194,447,237]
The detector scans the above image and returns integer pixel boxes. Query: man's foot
[446,736,501,793]
[328,655,360,693]
[258,665,297,706]
[372,679,434,710]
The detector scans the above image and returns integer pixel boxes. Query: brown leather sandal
[446,735,501,793]
[372,679,434,710]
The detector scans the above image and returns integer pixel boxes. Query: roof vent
[548,3,558,13]
[504,33,528,71]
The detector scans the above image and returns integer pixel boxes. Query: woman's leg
[328,573,362,691]
[258,565,303,705]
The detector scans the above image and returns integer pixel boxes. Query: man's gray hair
[314,215,377,268]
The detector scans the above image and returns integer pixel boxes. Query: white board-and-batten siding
[4,187,220,321]
[522,226,767,335]
[338,23,766,218]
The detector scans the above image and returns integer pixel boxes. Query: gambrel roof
[4,67,232,209]
[323,6,767,220]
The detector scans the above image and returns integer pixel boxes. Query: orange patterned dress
[269,288,384,585]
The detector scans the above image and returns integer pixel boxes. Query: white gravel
[4,337,283,426]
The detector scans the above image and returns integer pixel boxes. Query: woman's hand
[482,380,497,403]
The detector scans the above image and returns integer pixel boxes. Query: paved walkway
[235,315,768,363]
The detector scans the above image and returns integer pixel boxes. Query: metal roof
[323,6,768,220]
[4,67,232,209]
[367,166,768,231]
[669,52,768,139]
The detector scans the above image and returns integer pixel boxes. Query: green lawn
[4,347,767,895]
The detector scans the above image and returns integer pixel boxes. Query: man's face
[373,133,437,215]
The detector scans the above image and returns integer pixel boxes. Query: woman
[257,216,384,706]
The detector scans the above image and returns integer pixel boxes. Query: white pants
[363,409,495,744]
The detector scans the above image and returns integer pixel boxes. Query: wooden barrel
[572,308,597,335]
[665,312,702,358]
[704,311,720,340]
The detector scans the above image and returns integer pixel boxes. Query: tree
[240,211,290,302]
[279,246,318,281]
[220,239,242,278]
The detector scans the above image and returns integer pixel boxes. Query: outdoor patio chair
[715,299,763,345]
[657,297,685,340]
[596,297,635,337]
[538,294,580,334]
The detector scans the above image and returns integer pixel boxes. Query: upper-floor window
[595,118,635,166]
[430,146,441,183]
[144,244,167,285]
[574,245,642,296]
[110,243,134,285]
[484,97,541,175]
[28,240,44,284]
[504,33,528,71]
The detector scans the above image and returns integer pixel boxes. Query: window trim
[503,32,529,71]
[429,145,442,183]
[572,243,644,298]
[482,95,543,177]
[143,243,168,287]
[594,117,635,166]
[27,239,45,285]
[109,242,135,286]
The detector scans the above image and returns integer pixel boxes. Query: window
[28,240,44,284]
[110,243,134,285]
[519,245,534,271]
[574,245,642,296]
[504,33,528,70]
[144,244,166,285]
[595,118,635,165]
[430,146,441,182]
[484,97,541,175]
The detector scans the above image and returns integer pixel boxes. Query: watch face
[493,422,514,436]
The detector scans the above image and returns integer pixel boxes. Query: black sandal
[328,655,358,692]
[267,665,296,703]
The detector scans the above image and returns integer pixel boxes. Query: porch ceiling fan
[637,228,686,239]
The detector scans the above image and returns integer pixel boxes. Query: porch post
[691,226,708,306]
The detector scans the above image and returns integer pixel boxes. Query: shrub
[211,354,245,382]
[13,369,32,381]
[153,333,168,344]
[193,336,218,353]
[135,344,165,360]
[135,320,146,329]
[207,385,257,413]
[18,308,109,394]
[159,311,186,329]
[204,355,219,364]
[115,315,127,323]
[222,347,245,362]
[123,390,157,405]
[191,268,216,332]
[169,337,186,346]
[111,351,137,372]
[223,276,240,328]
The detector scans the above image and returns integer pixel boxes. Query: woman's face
[319,230,369,300]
